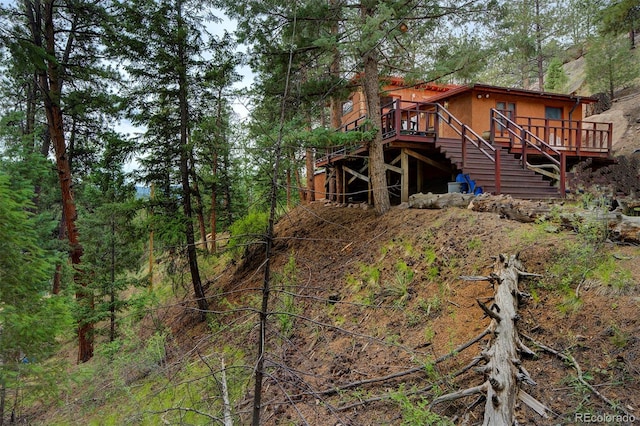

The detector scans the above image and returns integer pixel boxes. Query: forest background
[1,0,640,424]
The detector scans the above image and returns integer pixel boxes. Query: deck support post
[401,149,409,203]
[336,164,344,204]
[416,160,423,193]
[328,167,336,202]
[343,167,346,203]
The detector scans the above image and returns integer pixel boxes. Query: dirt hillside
[213,201,639,425]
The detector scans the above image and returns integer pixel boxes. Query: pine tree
[600,0,640,48]
[585,34,640,99]
[111,0,226,317]
[0,172,72,423]
[489,0,562,88]
[545,58,569,93]
[78,137,144,342]
[12,0,119,363]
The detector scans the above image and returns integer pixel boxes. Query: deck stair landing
[436,138,561,199]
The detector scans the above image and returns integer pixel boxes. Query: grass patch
[390,385,454,426]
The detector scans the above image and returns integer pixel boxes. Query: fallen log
[467,194,553,222]
[466,194,640,244]
[409,192,475,209]
[431,254,548,425]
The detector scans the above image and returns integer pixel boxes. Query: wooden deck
[316,101,613,199]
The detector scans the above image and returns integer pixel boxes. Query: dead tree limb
[220,356,233,426]
[291,328,492,402]
[431,254,547,425]
[336,357,483,412]
[522,334,634,418]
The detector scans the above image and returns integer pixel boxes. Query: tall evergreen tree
[6,0,119,363]
[600,0,640,48]
[78,134,143,342]
[585,34,640,98]
[193,31,243,253]
[111,0,227,317]
[0,172,71,423]
[489,0,561,88]
[561,0,604,47]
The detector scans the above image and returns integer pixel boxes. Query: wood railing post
[461,126,467,167]
[520,127,527,168]
[559,153,566,197]
[568,120,574,150]
[495,148,501,195]
[576,120,582,154]
[394,100,401,134]
[490,110,495,143]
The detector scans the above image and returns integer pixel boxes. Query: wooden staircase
[436,137,561,199]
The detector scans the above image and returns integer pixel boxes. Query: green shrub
[227,210,269,257]
[391,386,453,425]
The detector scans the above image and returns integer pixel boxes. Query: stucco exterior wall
[339,82,590,143]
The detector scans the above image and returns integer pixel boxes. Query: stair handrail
[434,104,501,194]
[490,109,566,195]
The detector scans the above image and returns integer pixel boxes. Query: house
[315,78,613,203]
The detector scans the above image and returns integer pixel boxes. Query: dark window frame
[545,106,563,120]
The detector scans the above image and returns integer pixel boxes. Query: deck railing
[315,116,370,164]
[495,116,612,154]
[380,100,438,138]
[435,104,501,194]
[317,101,610,196]
[490,109,566,194]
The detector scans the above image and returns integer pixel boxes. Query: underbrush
[528,207,635,315]
[21,203,639,425]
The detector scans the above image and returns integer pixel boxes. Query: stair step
[437,139,561,198]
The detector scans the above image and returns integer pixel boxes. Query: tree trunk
[305,148,315,202]
[221,150,233,227]
[51,213,66,295]
[177,1,208,319]
[468,194,640,244]
[292,153,305,203]
[0,380,5,426]
[361,39,390,215]
[286,167,292,208]
[25,0,93,362]
[190,155,208,253]
[210,151,218,254]
[431,254,539,424]
[109,214,116,342]
[329,0,342,131]
[480,254,522,425]
[535,0,544,89]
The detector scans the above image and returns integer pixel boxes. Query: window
[545,106,562,120]
[496,101,516,120]
[380,96,393,108]
[342,99,353,115]
[496,101,516,130]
